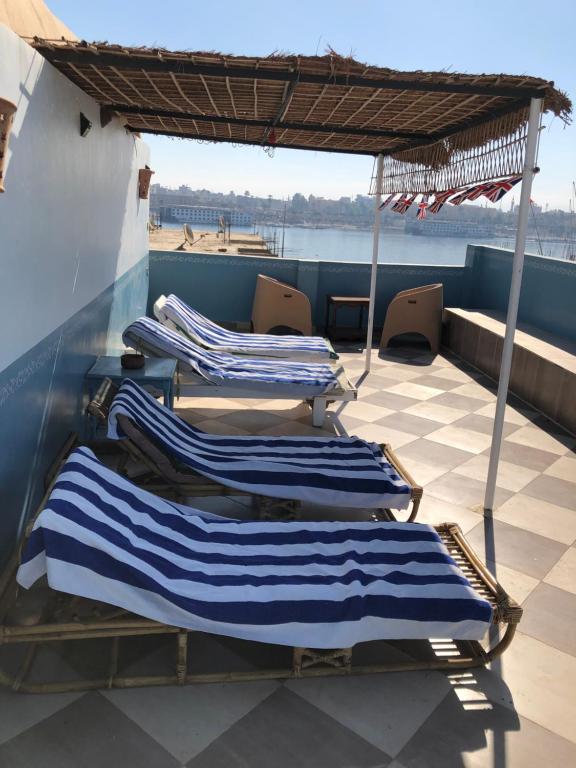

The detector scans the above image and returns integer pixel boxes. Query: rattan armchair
[380,283,443,354]
[251,274,312,336]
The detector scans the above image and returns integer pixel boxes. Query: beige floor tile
[416,495,482,533]
[423,366,476,383]
[248,400,311,418]
[351,423,418,448]
[344,401,394,423]
[403,400,468,424]
[259,421,330,437]
[331,412,370,434]
[394,458,448,486]
[426,425,493,454]
[178,405,237,420]
[386,382,445,401]
[193,419,250,436]
[286,669,452,758]
[354,385,379,399]
[450,383,496,402]
[189,397,252,410]
[488,562,540,604]
[494,494,576,545]
[453,455,540,492]
[426,473,512,509]
[506,426,576,456]
[496,633,576,744]
[372,365,423,382]
[544,455,576,483]
[474,401,535,425]
[544,548,576,594]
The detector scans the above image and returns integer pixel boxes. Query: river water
[264,226,568,264]
[162,222,567,265]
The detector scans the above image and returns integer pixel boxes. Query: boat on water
[405,220,497,238]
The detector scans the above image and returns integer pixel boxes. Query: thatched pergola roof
[30,40,571,163]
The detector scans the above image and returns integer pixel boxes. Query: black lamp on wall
[80,112,92,137]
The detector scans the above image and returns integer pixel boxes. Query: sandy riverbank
[149,226,276,256]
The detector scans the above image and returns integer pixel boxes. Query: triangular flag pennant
[379,193,396,210]
[482,176,522,203]
[428,189,457,214]
[416,195,429,220]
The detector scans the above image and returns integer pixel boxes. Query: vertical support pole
[484,98,542,513]
[365,153,384,371]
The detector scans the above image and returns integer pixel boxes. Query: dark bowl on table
[121,353,145,370]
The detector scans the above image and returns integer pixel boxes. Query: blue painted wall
[147,252,298,323]
[148,250,467,330]
[0,257,148,567]
[465,245,576,342]
[148,247,576,343]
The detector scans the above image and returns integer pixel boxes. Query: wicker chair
[251,274,312,336]
[380,283,443,354]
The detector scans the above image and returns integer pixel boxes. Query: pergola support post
[365,153,384,371]
[483,97,542,513]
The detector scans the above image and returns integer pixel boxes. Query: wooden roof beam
[36,47,551,99]
[104,103,438,142]
[126,126,382,155]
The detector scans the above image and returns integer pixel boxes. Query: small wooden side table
[325,295,370,341]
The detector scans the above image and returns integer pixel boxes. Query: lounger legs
[293,647,352,677]
[311,398,327,427]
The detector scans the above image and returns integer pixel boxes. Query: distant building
[164,205,253,226]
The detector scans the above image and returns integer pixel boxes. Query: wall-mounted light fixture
[80,112,92,137]
[0,98,17,193]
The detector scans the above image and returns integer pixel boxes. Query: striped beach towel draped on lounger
[158,294,334,359]
[123,317,338,394]
[108,379,412,509]
[17,448,493,647]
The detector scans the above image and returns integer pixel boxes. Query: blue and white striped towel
[157,294,334,359]
[108,379,412,509]
[123,317,338,394]
[17,447,492,647]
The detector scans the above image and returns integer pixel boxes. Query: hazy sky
[50,0,575,210]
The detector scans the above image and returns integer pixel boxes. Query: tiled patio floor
[1,344,575,767]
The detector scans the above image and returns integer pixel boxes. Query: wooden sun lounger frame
[87,378,423,522]
[0,435,521,694]
[124,331,356,427]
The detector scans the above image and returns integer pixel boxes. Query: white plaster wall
[0,25,149,371]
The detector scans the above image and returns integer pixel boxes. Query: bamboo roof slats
[28,40,571,161]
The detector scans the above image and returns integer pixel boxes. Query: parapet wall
[464,245,576,344]
[148,245,576,346]
[147,250,467,332]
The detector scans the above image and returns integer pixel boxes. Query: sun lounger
[0,443,521,692]
[123,317,356,426]
[154,293,337,361]
[92,378,422,521]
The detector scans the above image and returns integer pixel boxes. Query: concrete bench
[443,308,576,434]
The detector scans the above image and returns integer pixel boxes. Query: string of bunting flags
[379,175,523,218]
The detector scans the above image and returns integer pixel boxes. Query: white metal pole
[365,153,384,371]
[484,97,542,512]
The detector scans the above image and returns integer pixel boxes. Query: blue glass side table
[86,355,177,411]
